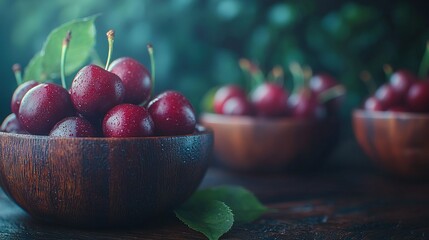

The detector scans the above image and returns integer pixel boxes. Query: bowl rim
[200,112,327,125]
[0,125,212,142]
[353,109,429,120]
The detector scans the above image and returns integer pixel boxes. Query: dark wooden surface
[1,161,429,239]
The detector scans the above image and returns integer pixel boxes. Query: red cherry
[221,96,253,116]
[49,117,97,137]
[288,89,325,119]
[103,104,154,137]
[109,57,152,105]
[18,83,74,135]
[374,84,401,109]
[148,91,196,136]
[70,64,125,119]
[309,74,341,116]
[0,113,27,134]
[309,74,337,94]
[10,81,39,115]
[389,70,416,100]
[213,85,247,114]
[250,83,289,117]
[407,81,429,113]
[364,96,384,111]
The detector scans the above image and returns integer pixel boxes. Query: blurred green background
[1,0,428,127]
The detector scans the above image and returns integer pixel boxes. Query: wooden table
[1,161,429,239]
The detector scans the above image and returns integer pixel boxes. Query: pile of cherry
[363,69,429,113]
[0,30,196,137]
[212,61,344,119]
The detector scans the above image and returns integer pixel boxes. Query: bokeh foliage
[1,0,428,122]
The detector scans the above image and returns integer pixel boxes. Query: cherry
[407,81,429,113]
[0,113,27,134]
[70,64,125,118]
[70,30,125,119]
[309,73,341,116]
[109,57,151,105]
[389,70,416,100]
[148,91,196,136]
[49,117,97,137]
[364,96,384,111]
[221,96,253,116]
[11,80,39,116]
[288,89,325,119]
[374,84,401,109]
[250,83,288,117]
[10,64,39,115]
[309,73,337,94]
[213,85,248,114]
[18,83,74,135]
[102,104,154,137]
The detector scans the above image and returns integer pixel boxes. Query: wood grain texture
[0,164,429,239]
[200,113,339,172]
[353,110,429,178]
[0,130,213,227]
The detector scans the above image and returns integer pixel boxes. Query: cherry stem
[12,64,22,86]
[239,58,264,89]
[289,62,305,94]
[383,64,393,79]
[61,31,71,89]
[147,44,155,97]
[319,85,346,103]
[268,65,284,85]
[239,58,252,91]
[105,30,115,70]
[360,70,377,94]
[418,41,429,78]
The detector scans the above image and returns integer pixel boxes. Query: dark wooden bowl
[0,127,213,227]
[353,110,429,178]
[200,113,339,172]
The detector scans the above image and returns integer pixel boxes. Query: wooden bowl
[353,110,429,178]
[200,113,339,172]
[0,127,213,227]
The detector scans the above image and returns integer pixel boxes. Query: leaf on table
[191,185,268,224]
[175,200,234,240]
[24,15,98,83]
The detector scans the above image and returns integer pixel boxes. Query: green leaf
[191,186,268,223]
[24,15,98,82]
[23,52,45,82]
[175,200,233,240]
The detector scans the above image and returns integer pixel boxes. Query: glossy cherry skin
[213,85,247,114]
[221,96,253,116]
[108,57,152,105]
[0,113,27,134]
[148,91,196,136]
[364,96,384,111]
[10,80,39,115]
[288,89,325,119]
[309,74,341,116]
[18,83,74,135]
[102,104,154,137]
[407,81,429,113]
[389,70,416,100]
[250,83,289,117]
[49,117,97,137]
[374,84,401,109]
[309,74,337,94]
[70,64,125,119]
